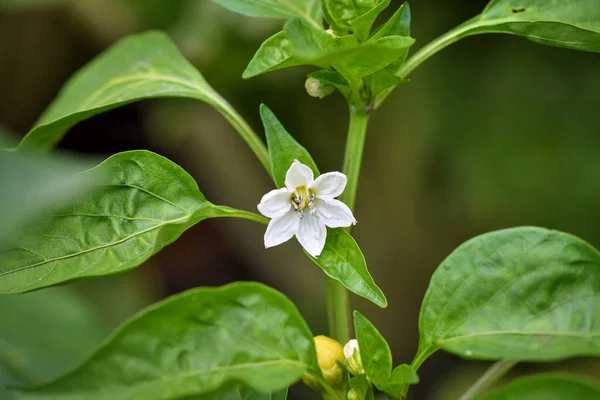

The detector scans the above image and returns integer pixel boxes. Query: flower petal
[257,187,292,218]
[343,339,359,359]
[315,197,356,228]
[264,210,300,248]
[309,172,347,198]
[296,213,327,257]
[285,160,314,191]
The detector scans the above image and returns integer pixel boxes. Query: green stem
[215,206,269,225]
[326,105,370,344]
[213,97,272,177]
[374,15,481,108]
[458,360,517,400]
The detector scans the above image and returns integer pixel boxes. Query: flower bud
[343,339,365,375]
[302,335,345,391]
[305,77,335,99]
[347,389,359,400]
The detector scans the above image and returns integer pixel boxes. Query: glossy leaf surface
[211,0,322,27]
[466,0,600,53]
[261,105,387,307]
[0,151,261,293]
[14,283,317,400]
[417,227,600,365]
[17,31,227,151]
[243,31,301,79]
[483,373,600,400]
[285,18,414,81]
[354,311,392,389]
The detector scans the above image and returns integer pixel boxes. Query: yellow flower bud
[302,335,346,391]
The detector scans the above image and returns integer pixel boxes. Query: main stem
[458,360,517,400]
[327,105,370,344]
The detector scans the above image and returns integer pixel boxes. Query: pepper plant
[2,0,600,399]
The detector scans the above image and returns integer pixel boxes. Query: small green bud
[347,389,359,400]
[305,77,335,99]
[343,339,365,376]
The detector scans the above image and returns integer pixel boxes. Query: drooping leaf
[260,105,387,307]
[243,31,302,79]
[354,311,392,389]
[465,0,600,53]
[12,283,319,400]
[482,373,600,400]
[16,31,231,151]
[0,150,264,294]
[285,18,414,81]
[309,229,387,307]
[380,364,419,399]
[415,227,600,367]
[350,0,391,42]
[211,0,322,27]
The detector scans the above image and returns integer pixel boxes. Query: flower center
[290,186,315,215]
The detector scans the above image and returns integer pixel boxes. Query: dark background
[1,0,600,398]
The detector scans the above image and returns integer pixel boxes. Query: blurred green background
[1,0,600,399]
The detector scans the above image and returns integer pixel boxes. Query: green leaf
[260,104,319,188]
[308,70,351,98]
[323,0,380,33]
[379,365,419,399]
[482,373,600,400]
[12,283,318,400]
[285,18,415,80]
[354,311,392,389]
[211,0,322,27]
[310,229,387,307]
[464,0,600,53]
[415,227,600,367]
[368,2,411,68]
[16,31,229,151]
[0,150,264,294]
[0,148,97,247]
[195,385,287,400]
[370,2,411,41]
[0,288,106,387]
[243,31,302,79]
[349,375,373,400]
[350,0,391,42]
[260,105,387,307]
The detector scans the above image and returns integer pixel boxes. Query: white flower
[343,339,364,375]
[343,339,359,359]
[257,160,356,257]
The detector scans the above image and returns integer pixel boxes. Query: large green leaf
[0,150,265,293]
[0,145,98,247]
[415,227,600,367]
[0,288,106,394]
[211,0,322,27]
[16,31,231,151]
[12,283,319,400]
[192,385,288,400]
[482,373,600,400]
[323,0,381,34]
[464,0,600,53]
[260,105,387,307]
